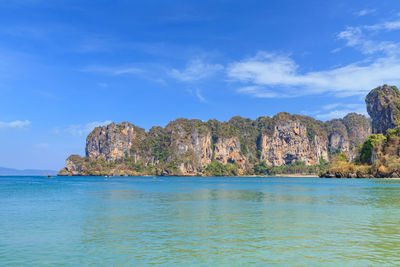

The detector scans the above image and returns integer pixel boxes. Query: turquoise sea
[1,176,400,266]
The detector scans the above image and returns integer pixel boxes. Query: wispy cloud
[186,88,208,102]
[337,18,400,56]
[322,103,366,111]
[228,52,400,98]
[316,110,355,120]
[354,9,376,17]
[81,63,169,86]
[0,120,31,129]
[365,20,400,31]
[169,58,223,82]
[237,86,281,98]
[315,103,367,120]
[322,103,341,110]
[228,52,298,86]
[338,26,399,55]
[228,17,400,99]
[81,65,142,75]
[195,88,206,102]
[65,120,112,136]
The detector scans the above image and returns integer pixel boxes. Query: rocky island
[59,84,400,178]
[59,112,369,177]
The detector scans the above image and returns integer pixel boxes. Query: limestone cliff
[214,137,246,167]
[325,113,371,160]
[58,155,86,176]
[59,111,370,176]
[366,85,400,134]
[259,119,328,166]
[164,119,212,175]
[86,122,146,161]
[320,84,400,178]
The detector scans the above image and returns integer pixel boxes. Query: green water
[1,176,400,266]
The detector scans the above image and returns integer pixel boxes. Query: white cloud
[81,65,142,75]
[228,17,400,99]
[337,27,363,47]
[237,86,281,98]
[365,20,400,31]
[0,120,31,129]
[355,9,376,17]
[338,27,399,55]
[228,52,298,86]
[322,103,341,110]
[65,120,112,136]
[186,88,207,102]
[195,88,206,102]
[338,19,400,56]
[301,103,368,120]
[228,52,400,98]
[316,110,355,120]
[315,103,367,120]
[81,64,168,86]
[169,58,223,82]
[322,103,366,111]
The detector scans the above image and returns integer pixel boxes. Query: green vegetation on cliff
[205,160,239,176]
[359,134,386,164]
[60,97,372,176]
[60,84,400,178]
[322,128,400,178]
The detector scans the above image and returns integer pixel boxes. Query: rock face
[328,133,349,154]
[259,120,328,166]
[59,111,371,176]
[214,137,246,167]
[325,113,371,160]
[86,122,145,161]
[366,85,400,134]
[165,119,213,175]
[58,155,87,176]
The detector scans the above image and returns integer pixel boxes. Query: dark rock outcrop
[366,85,400,134]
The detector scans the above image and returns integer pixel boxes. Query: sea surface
[1,176,400,266]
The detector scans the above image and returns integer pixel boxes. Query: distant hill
[0,167,57,176]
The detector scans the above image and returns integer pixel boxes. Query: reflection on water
[1,176,400,265]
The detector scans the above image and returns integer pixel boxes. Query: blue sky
[1,0,400,170]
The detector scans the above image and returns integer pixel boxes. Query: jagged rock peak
[366,84,400,134]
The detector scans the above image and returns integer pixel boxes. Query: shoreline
[55,174,320,178]
[4,174,400,179]
[56,174,400,179]
[266,174,317,177]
